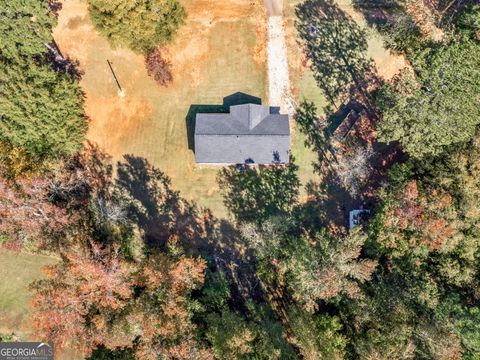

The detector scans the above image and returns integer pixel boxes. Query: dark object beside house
[194,104,290,164]
[326,100,364,141]
[334,109,361,140]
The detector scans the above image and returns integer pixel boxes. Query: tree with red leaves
[31,239,211,359]
[0,176,72,250]
[146,47,173,87]
[375,180,457,258]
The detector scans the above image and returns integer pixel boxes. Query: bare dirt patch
[254,11,268,65]
[165,0,267,86]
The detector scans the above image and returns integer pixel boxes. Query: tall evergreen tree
[0,0,55,63]
[87,0,186,54]
[0,59,87,159]
[0,0,87,163]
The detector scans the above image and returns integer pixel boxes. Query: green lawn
[284,0,328,111]
[0,249,57,338]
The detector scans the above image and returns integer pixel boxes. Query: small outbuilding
[349,209,371,229]
[194,104,290,164]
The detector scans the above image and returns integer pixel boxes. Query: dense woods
[1,0,480,359]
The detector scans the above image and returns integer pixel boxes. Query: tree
[0,175,71,250]
[0,0,87,163]
[0,59,87,159]
[344,274,463,360]
[87,0,186,55]
[0,0,55,63]
[242,219,377,312]
[370,143,480,288]
[197,266,298,360]
[206,308,297,360]
[352,0,438,55]
[335,146,374,196]
[25,149,220,358]
[377,39,480,158]
[436,294,480,359]
[372,180,458,259]
[458,5,480,41]
[31,242,211,359]
[0,141,43,179]
[146,47,173,86]
[287,307,347,360]
[284,228,377,311]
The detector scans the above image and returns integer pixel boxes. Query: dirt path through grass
[264,0,283,15]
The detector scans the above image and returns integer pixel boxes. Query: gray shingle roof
[194,104,290,164]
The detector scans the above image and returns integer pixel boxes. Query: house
[194,103,290,164]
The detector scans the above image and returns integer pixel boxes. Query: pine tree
[87,0,186,54]
[0,0,55,63]
[0,59,87,159]
[0,0,87,163]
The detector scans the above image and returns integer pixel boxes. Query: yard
[0,249,57,339]
[283,0,408,199]
[52,0,320,217]
[284,0,408,99]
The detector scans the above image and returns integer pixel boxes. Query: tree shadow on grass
[217,161,301,225]
[185,92,262,151]
[351,0,402,28]
[116,155,194,249]
[296,0,374,105]
[115,154,264,303]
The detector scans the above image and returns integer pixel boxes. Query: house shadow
[185,92,262,151]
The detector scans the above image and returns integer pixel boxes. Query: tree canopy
[0,0,55,63]
[0,0,87,164]
[3,1,480,359]
[377,39,480,158]
[87,0,186,54]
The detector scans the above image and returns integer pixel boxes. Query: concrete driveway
[264,0,283,16]
[264,0,294,115]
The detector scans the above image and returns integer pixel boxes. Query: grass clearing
[0,249,57,338]
[284,0,408,105]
